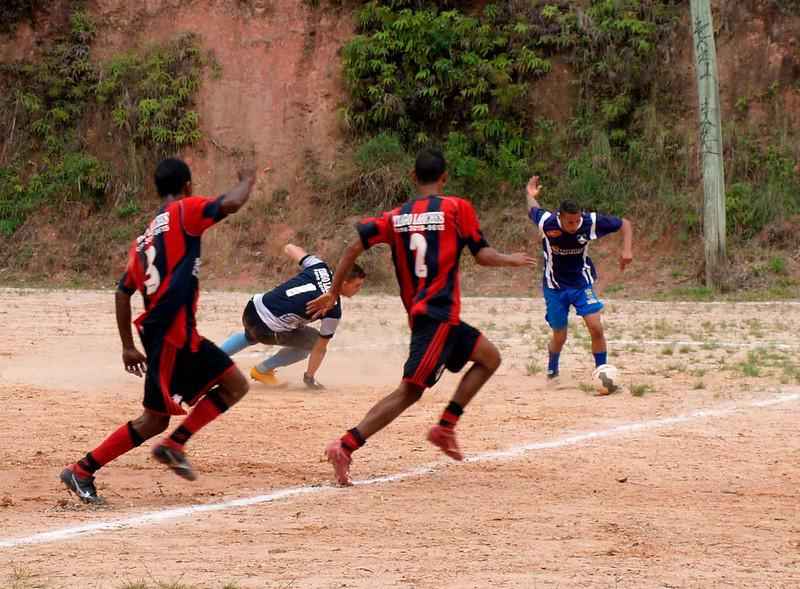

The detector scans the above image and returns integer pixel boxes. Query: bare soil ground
[1,288,799,588]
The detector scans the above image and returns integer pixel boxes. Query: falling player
[219,243,366,389]
[308,147,534,485]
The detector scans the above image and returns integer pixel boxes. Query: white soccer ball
[592,364,619,396]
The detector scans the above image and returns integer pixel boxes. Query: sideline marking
[2,391,798,550]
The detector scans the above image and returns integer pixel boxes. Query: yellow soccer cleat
[250,367,281,386]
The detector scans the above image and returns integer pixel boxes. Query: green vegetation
[0,8,207,236]
[340,0,685,213]
[333,0,800,292]
[630,383,653,397]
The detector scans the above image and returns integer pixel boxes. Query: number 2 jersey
[118,195,227,350]
[357,195,488,325]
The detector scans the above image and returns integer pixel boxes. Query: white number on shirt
[409,233,428,278]
[143,245,161,295]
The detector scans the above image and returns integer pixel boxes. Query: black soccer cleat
[152,443,197,481]
[60,466,103,504]
[303,373,325,390]
[598,372,619,394]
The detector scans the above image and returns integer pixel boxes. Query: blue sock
[256,347,310,373]
[220,331,252,356]
[593,352,607,367]
[547,351,560,375]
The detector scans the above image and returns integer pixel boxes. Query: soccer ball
[592,364,619,396]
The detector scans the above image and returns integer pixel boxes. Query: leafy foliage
[96,34,203,150]
[0,10,207,235]
[342,2,555,198]
[341,0,684,210]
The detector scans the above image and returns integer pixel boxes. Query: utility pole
[690,0,727,289]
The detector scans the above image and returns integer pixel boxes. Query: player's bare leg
[428,336,501,461]
[583,311,617,393]
[325,382,424,486]
[152,367,249,481]
[582,311,609,367]
[355,382,424,438]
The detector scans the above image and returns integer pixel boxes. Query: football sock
[167,389,229,449]
[439,401,463,428]
[340,427,366,453]
[219,331,253,356]
[593,352,607,368]
[76,421,144,476]
[547,351,560,375]
[256,347,310,373]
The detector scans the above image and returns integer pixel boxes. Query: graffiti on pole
[693,16,720,157]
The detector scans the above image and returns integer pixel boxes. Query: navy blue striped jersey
[529,208,622,289]
[252,255,342,338]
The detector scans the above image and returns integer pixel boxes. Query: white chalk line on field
[1,390,799,550]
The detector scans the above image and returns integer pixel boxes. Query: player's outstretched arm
[219,169,257,215]
[305,336,330,380]
[619,218,633,270]
[115,290,146,377]
[526,175,542,211]
[307,239,365,318]
[475,247,536,268]
[284,243,308,264]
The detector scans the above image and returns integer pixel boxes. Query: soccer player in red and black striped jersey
[308,148,534,485]
[59,158,256,503]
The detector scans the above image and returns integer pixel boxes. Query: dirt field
[1,288,799,588]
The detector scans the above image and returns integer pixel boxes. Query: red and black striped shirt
[357,195,488,324]
[118,195,226,350]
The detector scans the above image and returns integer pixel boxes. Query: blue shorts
[543,286,604,330]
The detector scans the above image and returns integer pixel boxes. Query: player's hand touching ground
[122,347,147,377]
[307,291,336,320]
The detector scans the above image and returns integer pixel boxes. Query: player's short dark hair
[154,158,192,197]
[347,263,367,280]
[415,148,447,184]
[559,200,580,214]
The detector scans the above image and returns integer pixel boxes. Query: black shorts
[142,334,234,415]
[242,300,319,351]
[403,316,482,389]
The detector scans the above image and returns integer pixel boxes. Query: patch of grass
[578,383,595,394]
[739,360,761,378]
[693,380,706,390]
[678,345,692,354]
[526,359,541,376]
[630,383,653,397]
[660,346,674,356]
[115,199,141,219]
[689,368,707,378]
[768,256,788,275]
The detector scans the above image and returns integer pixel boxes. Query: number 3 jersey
[357,195,488,325]
[118,195,227,350]
[252,255,342,338]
